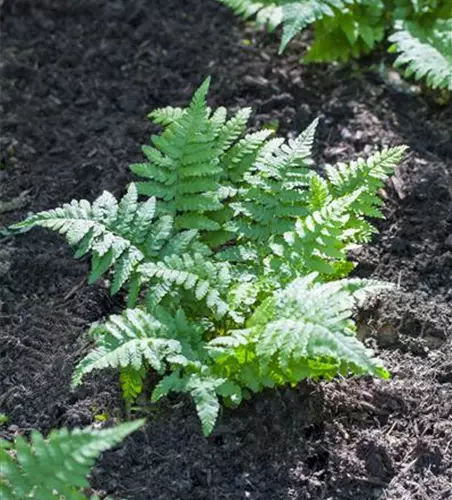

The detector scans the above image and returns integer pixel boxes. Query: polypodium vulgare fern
[218,0,452,91]
[0,420,144,499]
[13,79,407,435]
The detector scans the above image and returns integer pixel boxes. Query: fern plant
[0,420,144,499]
[13,79,407,435]
[218,0,452,91]
[389,18,452,90]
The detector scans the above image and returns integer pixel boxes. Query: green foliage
[389,18,452,90]
[0,420,144,499]
[218,0,452,90]
[13,183,228,312]
[130,77,254,233]
[218,0,283,30]
[209,274,390,392]
[227,118,318,242]
[14,81,406,435]
[14,184,156,296]
[303,1,386,62]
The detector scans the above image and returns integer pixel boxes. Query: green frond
[254,275,389,379]
[280,193,361,278]
[218,1,361,54]
[209,274,388,397]
[138,252,231,317]
[186,375,223,436]
[280,0,358,53]
[12,184,164,294]
[131,78,229,232]
[216,244,259,263]
[303,1,385,62]
[217,0,283,31]
[325,146,407,222]
[307,173,331,210]
[229,118,319,242]
[151,371,225,436]
[149,106,186,126]
[0,420,144,499]
[210,106,228,133]
[389,19,452,90]
[221,129,274,184]
[151,370,187,403]
[120,366,146,404]
[72,309,183,388]
[216,108,252,153]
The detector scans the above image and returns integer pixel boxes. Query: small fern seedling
[13,79,407,435]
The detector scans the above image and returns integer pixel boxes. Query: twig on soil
[405,480,431,500]
[62,278,87,302]
[352,476,388,487]
[385,421,398,437]
[0,190,31,214]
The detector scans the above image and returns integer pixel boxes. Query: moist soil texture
[1,1,451,499]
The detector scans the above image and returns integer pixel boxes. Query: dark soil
[1,0,451,499]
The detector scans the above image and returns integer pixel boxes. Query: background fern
[389,18,452,90]
[218,0,452,91]
[14,81,406,435]
[0,420,144,499]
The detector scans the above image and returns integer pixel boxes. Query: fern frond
[221,129,274,184]
[228,119,319,243]
[389,19,452,90]
[216,108,252,153]
[72,309,183,388]
[218,1,361,53]
[120,366,146,404]
[0,420,144,499]
[185,374,223,436]
[217,0,283,31]
[138,252,231,317]
[151,370,226,436]
[281,0,359,53]
[13,184,162,294]
[324,146,407,242]
[302,1,385,62]
[307,173,331,210]
[255,276,388,379]
[149,106,186,126]
[280,192,361,278]
[130,78,229,232]
[209,274,388,396]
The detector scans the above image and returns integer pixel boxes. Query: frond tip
[0,420,144,499]
[217,0,283,32]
